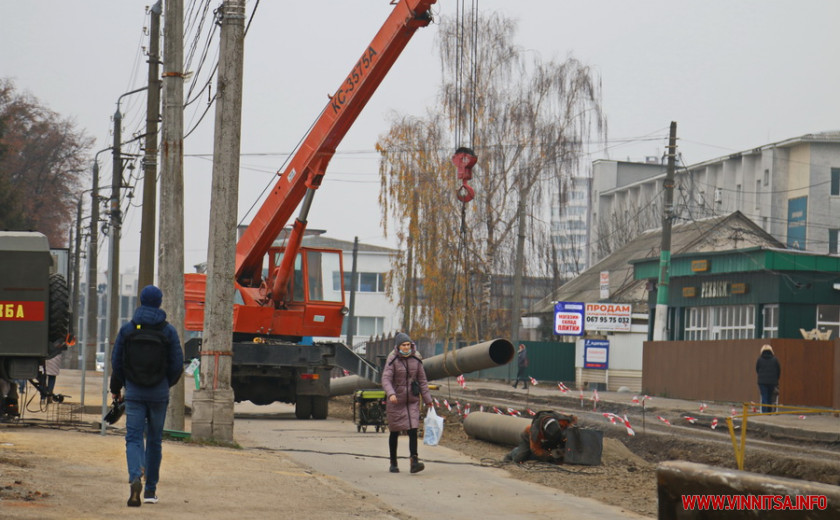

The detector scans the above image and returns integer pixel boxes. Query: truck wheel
[295,396,312,419]
[48,273,70,342]
[311,396,328,420]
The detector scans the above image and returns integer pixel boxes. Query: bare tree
[0,79,92,245]
[378,12,605,342]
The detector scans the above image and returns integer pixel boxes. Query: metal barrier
[726,402,840,470]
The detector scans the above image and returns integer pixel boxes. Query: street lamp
[102,86,148,435]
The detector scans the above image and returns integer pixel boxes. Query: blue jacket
[111,305,183,402]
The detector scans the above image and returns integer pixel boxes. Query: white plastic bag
[423,406,444,446]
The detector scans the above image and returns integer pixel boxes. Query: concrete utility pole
[193,0,245,442]
[346,237,359,347]
[138,0,162,293]
[653,121,678,341]
[69,197,83,368]
[509,187,527,349]
[84,154,105,377]
[161,0,187,431]
[103,107,124,433]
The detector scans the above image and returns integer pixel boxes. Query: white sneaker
[143,490,159,504]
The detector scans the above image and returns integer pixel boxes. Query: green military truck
[0,231,69,418]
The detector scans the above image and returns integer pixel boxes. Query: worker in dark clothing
[756,344,781,414]
[504,411,577,463]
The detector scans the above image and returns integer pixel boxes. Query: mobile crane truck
[184,0,439,420]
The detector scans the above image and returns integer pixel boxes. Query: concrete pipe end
[487,338,515,365]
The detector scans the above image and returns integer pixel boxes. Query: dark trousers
[758,384,777,414]
[513,367,528,388]
[389,428,418,462]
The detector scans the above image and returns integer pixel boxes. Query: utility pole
[84,153,105,396]
[510,188,527,348]
[402,189,418,332]
[102,88,146,434]
[138,0,162,292]
[193,0,245,442]
[103,107,124,434]
[346,237,359,348]
[69,197,83,368]
[161,0,186,431]
[653,121,678,341]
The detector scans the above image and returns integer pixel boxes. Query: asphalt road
[232,403,649,520]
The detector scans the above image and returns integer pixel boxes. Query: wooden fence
[642,338,840,408]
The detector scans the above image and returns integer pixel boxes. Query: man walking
[512,343,529,389]
[110,285,183,507]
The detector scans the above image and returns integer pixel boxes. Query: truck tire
[295,396,312,419]
[311,396,328,420]
[48,273,70,342]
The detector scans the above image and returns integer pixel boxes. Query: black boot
[410,455,425,474]
[389,457,399,473]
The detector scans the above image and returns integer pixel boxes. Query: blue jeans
[124,399,168,491]
[758,384,777,414]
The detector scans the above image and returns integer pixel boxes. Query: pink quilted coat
[381,346,432,432]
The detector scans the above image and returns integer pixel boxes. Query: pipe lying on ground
[329,338,515,396]
[329,374,379,396]
[463,411,530,446]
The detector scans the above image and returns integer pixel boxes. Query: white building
[550,176,591,278]
[589,131,840,266]
[294,233,401,348]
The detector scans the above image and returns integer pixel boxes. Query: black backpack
[123,320,169,387]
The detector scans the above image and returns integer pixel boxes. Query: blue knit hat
[140,285,163,308]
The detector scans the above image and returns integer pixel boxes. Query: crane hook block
[452,147,477,203]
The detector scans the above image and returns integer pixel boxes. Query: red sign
[0,301,45,321]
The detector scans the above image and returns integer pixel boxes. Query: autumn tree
[378,12,605,343]
[0,79,92,246]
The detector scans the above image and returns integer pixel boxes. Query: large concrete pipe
[657,461,840,519]
[463,411,531,446]
[422,338,515,381]
[329,374,379,396]
[330,338,515,396]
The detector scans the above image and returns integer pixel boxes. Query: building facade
[550,176,591,278]
[590,132,840,266]
[632,247,840,341]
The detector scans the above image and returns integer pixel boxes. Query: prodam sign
[584,303,632,332]
[554,302,584,336]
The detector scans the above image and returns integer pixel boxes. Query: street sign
[554,302,584,336]
[584,339,609,369]
[584,303,632,332]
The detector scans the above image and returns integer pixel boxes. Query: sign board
[554,302,584,336]
[599,271,609,299]
[584,303,632,332]
[584,339,609,369]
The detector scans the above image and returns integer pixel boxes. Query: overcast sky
[2,1,839,273]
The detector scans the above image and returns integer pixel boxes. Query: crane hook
[452,147,477,203]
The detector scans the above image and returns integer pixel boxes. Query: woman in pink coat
[381,332,433,474]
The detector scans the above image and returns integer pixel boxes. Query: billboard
[554,302,584,336]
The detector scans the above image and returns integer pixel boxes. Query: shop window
[762,304,778,338]
[684,305,755,340]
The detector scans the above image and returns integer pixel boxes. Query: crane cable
[442,0,479,382]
